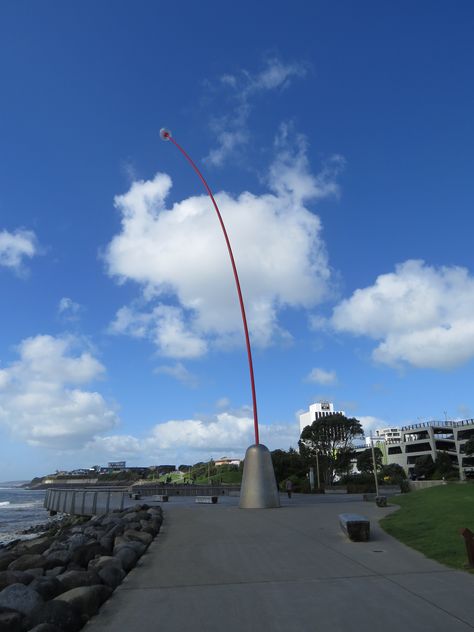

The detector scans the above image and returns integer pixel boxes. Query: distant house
[215,457,241,467]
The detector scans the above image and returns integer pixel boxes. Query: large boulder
[29,576,62,600]
[88,556,122,573]
[66,534,88,552]
[44,550,70,567]
[15,537,52,556]
[113,546,138,572]
[57,569,101,592]
[0,582,44,616]
[26,600,82,632]
[29,624,62,632]
[114,537,146,557]
[0,570,34,590]
[123,529,153,546]
[70,542,105,568]
[0,553,18,572]
[8,555,47,572]
[0,608,23,632]
[54,585,112,618]
[98,564,125,589]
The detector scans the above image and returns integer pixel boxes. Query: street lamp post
[160,128,280,509]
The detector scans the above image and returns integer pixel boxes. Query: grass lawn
[380,483,474,571]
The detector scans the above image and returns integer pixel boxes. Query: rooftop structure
[299,401,345,434]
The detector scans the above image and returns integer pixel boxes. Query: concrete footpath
[85,494,474,632]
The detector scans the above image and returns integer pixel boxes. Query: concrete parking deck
[85,494,474,632]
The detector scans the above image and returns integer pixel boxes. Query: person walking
[285,479,293,499]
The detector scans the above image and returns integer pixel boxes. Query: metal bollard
[460,528,474,567]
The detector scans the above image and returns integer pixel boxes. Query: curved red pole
[161,129,259,445]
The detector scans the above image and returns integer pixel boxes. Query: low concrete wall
[408,480,447,491]
[44,488,128,516]
[130,484,240,497]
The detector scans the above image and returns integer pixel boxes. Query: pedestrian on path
[285,479,293,499]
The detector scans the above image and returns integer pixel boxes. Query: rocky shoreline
[0,503,163,631]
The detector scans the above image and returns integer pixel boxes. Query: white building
[364,427,402,447]
[299,401,345,435]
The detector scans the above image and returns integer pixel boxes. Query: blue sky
[1,1,474,479]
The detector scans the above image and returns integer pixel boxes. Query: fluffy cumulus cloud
[206,57,308,166]
[106,133,339,358]
[86,409,300,464]
[0,229,38,273]
[331,260,474,369]
[306,367,337,385]
[0,335,118,448]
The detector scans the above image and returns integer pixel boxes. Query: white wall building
[299,401,345,435]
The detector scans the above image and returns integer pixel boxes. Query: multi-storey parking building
[385,419,474,479]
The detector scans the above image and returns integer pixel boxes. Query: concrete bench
[152,495,169,502]
[339,513,370,541]
[195,496,218,504]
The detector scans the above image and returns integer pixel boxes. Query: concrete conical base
[239,443,281,509]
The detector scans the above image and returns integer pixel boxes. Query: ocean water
[0,487,49,546]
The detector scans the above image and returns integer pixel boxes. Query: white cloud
[105,134,339,359]
[58,297,83,321]
[86,409,300,465]
[358,416,388,438]
[205,57,308,166]
[0,335,118,448]
[154,362,198,388]
[0,229,38,273]
[110,304,207,359]
[306,367,337,385]
[331,260,474,369]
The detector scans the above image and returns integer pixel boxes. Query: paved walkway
[85,494,474,631]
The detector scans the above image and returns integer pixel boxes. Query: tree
[334,447,356,478]
[413,454,436,480]
[299,414,364,484]
[380,463,406,482]
[271,448,306,483]
[464,438,474,456]
[356,448,383,474]
[433,452,456,479]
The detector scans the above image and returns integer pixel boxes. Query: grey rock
[123,529,153,546]
[99,535,114,554]
[114,539,146,557]
[45,549,71,566]
[23,567,44,578]
[67,533,88,552]
[0,570,35,590]
[27,600,82,632]
[54,584,112,618]
[0,553,17,572]
[29,624,62,632]
[30,576,62,600]
[14,536,52,556]
[8,554,47,572]
[45,567,64,578]
[124,520,141,531]
[57,569,102,592]
[0,609,23,632]
[88,555,122,573]
[98,564,125,589]
[70,541,104,568]
[0,582,44,615]
[113,546,138,572]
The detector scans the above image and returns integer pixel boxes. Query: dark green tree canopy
[356,447,383,473]
[299,414,364,484]
[464,438,474,456]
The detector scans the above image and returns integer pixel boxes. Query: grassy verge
[380,484,474,571]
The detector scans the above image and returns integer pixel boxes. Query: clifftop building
[299,401,345,435]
